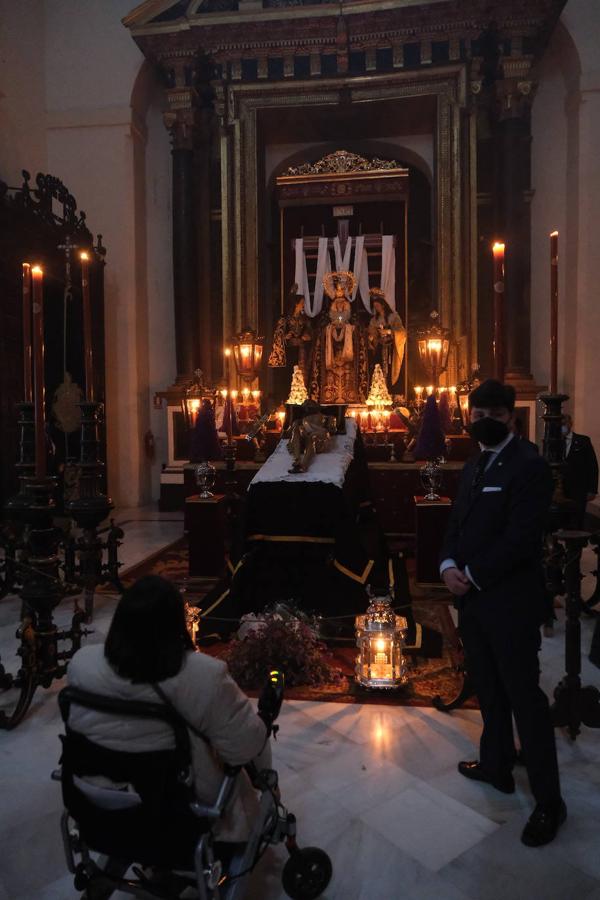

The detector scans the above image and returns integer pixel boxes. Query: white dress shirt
[440,432,515,590]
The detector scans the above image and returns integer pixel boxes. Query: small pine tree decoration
[286,365,308,405]
[366,363,392,408]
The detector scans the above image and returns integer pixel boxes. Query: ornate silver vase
[194,461,216,498]
[420,458,443,501]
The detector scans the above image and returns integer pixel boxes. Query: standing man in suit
[562,414,598,528]
[440,379,565,846]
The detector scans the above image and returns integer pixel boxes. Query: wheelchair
[54,672,332,899]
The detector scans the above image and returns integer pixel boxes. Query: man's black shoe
[521,800,567,847]
[458,760,515,794]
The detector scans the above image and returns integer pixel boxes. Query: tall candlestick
[550,231,559,394]
[31,266,46,477]
[22,263,33,403]
[224,347,232,391]
[80,251,94,401]
[492,242,505,381]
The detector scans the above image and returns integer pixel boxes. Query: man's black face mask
[468,416,510,446]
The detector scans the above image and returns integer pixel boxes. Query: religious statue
[268,286,313,381]
[287,403,337,473]
[368,288,406,390]
[310,271,369,404]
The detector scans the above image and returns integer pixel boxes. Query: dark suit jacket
[440,436,554,623]
[564,432,599,506]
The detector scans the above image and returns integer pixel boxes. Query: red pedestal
[414,495,452,586]
[185,493,227,577]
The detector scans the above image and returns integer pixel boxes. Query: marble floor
[1,507,600,900]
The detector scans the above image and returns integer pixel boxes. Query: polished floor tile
[2,521,600,899]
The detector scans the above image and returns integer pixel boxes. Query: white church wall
[531,0,600,455]
[561,0,600,454]
[0,0,47,183]
[42,0,160,508]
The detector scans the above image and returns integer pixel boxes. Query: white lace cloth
[250,418,357,488]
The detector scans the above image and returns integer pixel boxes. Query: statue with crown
[309,270,369,405]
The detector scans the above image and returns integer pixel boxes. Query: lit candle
[224,347,232,390]
[80,251,94,401]
[550,231,559,394]
[426,385,434,396]
[230,389,238,403]
[492,242,505,381]
[360,410,369,431]
[31,266,46,477]
[22,263,32,403]
[220,388,228,400]
[276,410,285,430]
[242,388,250,405]
[251,389,260,402]
[449,385,457,408]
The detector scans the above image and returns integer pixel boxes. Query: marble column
[165,108,198,381]
[494,73,535,383]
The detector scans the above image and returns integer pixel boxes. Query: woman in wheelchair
[66,575,271,844]
[59,576,332,898]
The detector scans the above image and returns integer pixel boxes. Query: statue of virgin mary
[309,271,369,404]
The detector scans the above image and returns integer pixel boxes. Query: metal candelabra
[0,476,90,729]
[551,529,600,739]
[0,397,122,728]
[64,400,122,620]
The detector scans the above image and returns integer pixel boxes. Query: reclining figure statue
[287,407,337,473]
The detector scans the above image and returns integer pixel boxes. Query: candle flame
[80,251,90,261]
[22,262,31,269]
[492,242,505,255]
[224,347,231,357]
[550,231,559,237]
[31,265,43,277]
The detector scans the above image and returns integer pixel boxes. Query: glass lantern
[417,311,450,387]
[232,328,264,381]
[355,595,408,689]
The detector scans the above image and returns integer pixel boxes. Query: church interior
[2,1,600,898]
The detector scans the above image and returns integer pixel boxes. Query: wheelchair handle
[258,670,285,734]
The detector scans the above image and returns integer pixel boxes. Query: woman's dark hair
[371,295,394,320]
[105,576,194,683]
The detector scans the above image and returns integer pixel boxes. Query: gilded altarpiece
[217,65,473,385]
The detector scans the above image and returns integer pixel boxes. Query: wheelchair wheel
[282,847,332,899]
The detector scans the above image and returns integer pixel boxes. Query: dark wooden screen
[0,172,106,507]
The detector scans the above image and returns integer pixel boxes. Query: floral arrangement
[224,602,342,688]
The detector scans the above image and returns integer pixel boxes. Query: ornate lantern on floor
[355,593,408,689]
[417,311,450,387]
[232,328,264,382]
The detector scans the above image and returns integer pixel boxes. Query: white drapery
[293,235,396,316]
[380,235,396,310]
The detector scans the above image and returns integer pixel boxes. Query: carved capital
[163,105,198,150]
[496,57,536,118]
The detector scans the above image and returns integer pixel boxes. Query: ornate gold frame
[220,64,472,382]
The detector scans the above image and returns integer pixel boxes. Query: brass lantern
[355,594,408,689]
[232,328,264,382]
[181,369,212,430]
[417,311,450,387]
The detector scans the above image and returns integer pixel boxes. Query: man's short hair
[469,379,516,412]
